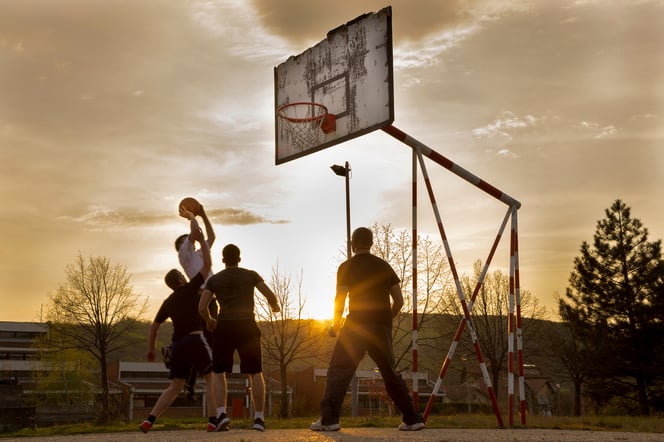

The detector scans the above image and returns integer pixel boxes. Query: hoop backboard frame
[274,6,394,165]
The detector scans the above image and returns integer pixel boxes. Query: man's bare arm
[331,286,348,334]
[199,205,216,248]
[190,223,211,277]
[389,284,404,317]
[179,208,200,245]
[257,282,280,313]
[199,288,217,332]
[147,321,160,361]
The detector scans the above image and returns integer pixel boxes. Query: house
[0,321,55,398]
[0,321,50,381]
[0,321,49,431]
[0,321,107,426]
[523,364,557,416]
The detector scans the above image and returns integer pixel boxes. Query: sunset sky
[1,0,662,323]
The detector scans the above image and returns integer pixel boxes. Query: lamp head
[331,164,347,176]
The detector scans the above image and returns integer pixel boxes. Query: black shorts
[213,319,262,374]
[170,333,213,379]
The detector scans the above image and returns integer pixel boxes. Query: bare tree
[369,223,454,370]
[548,302,600,416]
[256,264,327,418]
[47,253,147,422]
[409,235,456,350]
[455,260,547,399]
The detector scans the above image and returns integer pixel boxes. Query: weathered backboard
[274,6,394,165]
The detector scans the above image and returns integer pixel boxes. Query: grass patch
[2,414,663,438]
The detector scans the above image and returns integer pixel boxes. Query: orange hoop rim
[277,102,328,123]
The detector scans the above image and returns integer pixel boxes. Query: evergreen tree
[560,200,664,415]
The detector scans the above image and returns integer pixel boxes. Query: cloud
[472,111,538,139]
[578,121,618,139]
[497,149,518,158]
[395,25,480,71]
[207,208,289,226]
[57,206,288,229]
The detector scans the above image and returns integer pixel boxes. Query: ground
[3,428,664,442]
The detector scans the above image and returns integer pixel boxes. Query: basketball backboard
[274,6,394,165]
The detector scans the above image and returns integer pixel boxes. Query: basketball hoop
[277,102,329,151]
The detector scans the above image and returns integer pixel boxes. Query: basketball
[178,197,202,216]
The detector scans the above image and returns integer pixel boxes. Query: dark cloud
[248,0,483,45]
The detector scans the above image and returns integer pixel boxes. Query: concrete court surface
[3,428,664,442]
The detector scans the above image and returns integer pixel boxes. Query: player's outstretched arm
[257,282,280,313]
[191,226,211,278]
[199,205,216,248]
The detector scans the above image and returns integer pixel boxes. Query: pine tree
[560,199,664,415]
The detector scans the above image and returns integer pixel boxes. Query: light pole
[330,162,351,259]
[330,161,358,417]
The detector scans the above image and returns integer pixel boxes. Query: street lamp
[330,162,351,259]
[330,161,358,417]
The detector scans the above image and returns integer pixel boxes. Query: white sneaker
[310,419,341,431]
[399,421,425,431]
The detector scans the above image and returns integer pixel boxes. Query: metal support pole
[331,161,358,417]
[412,148,419,409]
[344,161,351,259]
[383,128,508,428]
[345,162,359,417]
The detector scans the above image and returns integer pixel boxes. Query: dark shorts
[213,319,262,374]
[170,332,213,379]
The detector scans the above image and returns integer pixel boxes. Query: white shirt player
[178,236,214,289]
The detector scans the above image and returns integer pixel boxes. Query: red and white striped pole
[422,207,511,424]
[512,206,526,424]
[411,141,504,428]
[412,144,419,409]
[508,211,516,426]
[383,126,520,209]
[508,206,526,425]
[383,125,523,428]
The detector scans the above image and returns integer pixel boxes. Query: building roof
[0,321,49,333]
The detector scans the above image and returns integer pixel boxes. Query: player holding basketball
[311,227,424,432]
[175,199,216,283]
[139,217,217,433]
[175,199,218,401]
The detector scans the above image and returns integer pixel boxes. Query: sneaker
[206,422,216,432]
[310,419,340,431]
[398,421,425,431]
[215,413,230,431]
[252,417,265,431]
[139,420,152,433]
